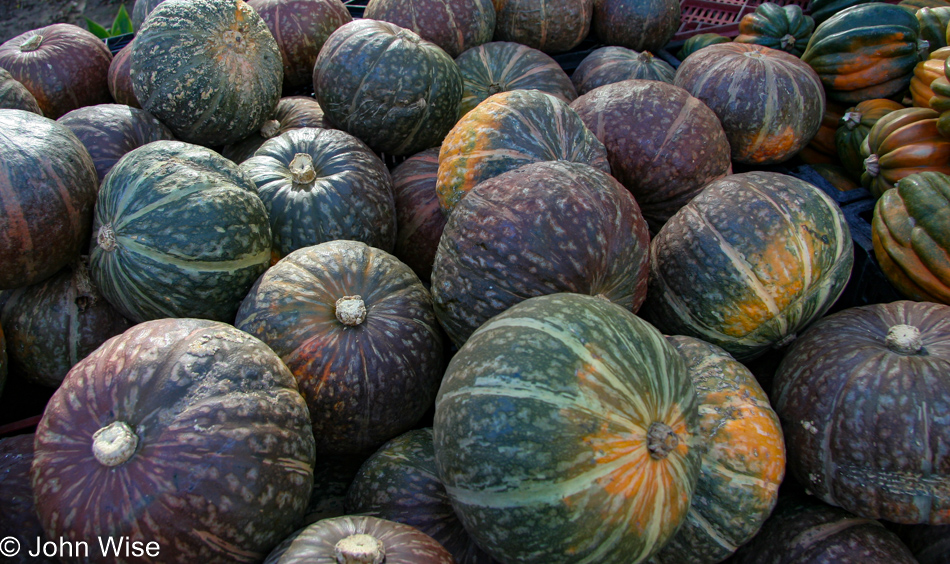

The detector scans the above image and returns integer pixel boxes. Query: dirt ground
[1,0,129,44]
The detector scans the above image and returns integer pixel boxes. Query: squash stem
[92,421,138,467]
[886,324,923,355]
[289,153,318,184]
[335,295,367,326]
[334,534,385,564]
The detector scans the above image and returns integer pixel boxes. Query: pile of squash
[1,0,950,562]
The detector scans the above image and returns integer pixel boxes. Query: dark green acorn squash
[571,46,675,96]
[834,98,905,181]
[492,0,592,54]
[365,0,495,58]
[676,33,730,61]
[917,6,950,53]
[392,147,446,284]
[0,66,41,114]
[734,2,816,57]
[222,96,332,164]
[808,0,879,24]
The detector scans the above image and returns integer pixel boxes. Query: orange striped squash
[910,46,950,108]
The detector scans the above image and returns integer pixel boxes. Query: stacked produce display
[2,0,950,562]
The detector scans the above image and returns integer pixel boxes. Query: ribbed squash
[571,46,675,96]
[107,41,138,108]
[901,0,950,9]
[835,98,906,181]
[808,0,878,24]
[910,46,950,107]
[456,41,576,118]
[801,3,925,104]
[773,300,950,524]
[222,96,332,163]
[644,171,854,362]
[392,147,446,284]
[649,336,785,564]
[872,171,950,303]
[592,0,680,53]
[0,66,40,114]
[676,33,730,61]
[859,106,950,198]
[917,6,950,53]
[802,100,849,163]
[433,293,702,564]
[436,89,608,214]
[131,0,283,146]
[492,0,592,54]
[88,140,272,323]
[365,0,495,58]
[734,2,816,57]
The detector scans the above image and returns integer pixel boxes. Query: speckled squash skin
[570,79,732,233]
[1,258,131,388]
[223,96,332,164]
[345,428,497,564]
[0,435,57,564]
[314,19,462,157]
[456,41,576,118]
[773,300,950,524]
[910,46,950,108]
[834,98,906,181]
[674,42,826,165]
[131,0,283,146]
[492,0,591,54]
[432,160,649,346]
[107,41,139,108]
[644,171,854,362]
[0,23,112,119]
[366,0,495,58]
[88,140,272,323]
[0,66,41,114]
[248,0,352,91]
[648,336,785,564]
[872,172,950,304]
[860,107,950,198]
[57,103,176,183]
[30,318,316,564]
[240,127,396,261]
[592,0,680,53]
[734,3,816,57]
[392,147,446,284]
[730,494,919,563]
[132,0,169,28]
[235,240,444,458]
[0,109,98,291]
[434,293,702,564]
[264,516,455,564]
[571,46,675,96]
[436,89,609,215]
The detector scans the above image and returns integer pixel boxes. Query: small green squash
[734,2,816,57]
[676,33,730,61]
[835,98,906,181]
[916,6,950,53]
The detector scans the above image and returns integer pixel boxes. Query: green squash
[734,2,816,57]
[676,33,730,61]
[834,98,905,181]
[917,6,950,53]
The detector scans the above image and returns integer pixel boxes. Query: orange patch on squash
[743,124,801,163]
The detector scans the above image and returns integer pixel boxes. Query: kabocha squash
[910,46,950,108]
[1,258,131,388]
[455,41,576,118]
[235,240,444,458]
[773,300,950,524]
[0,109,98,290]
[314,19,462,157]
[239,127,396,261]
[436,89,609,215]
[650,336,785,564]
[676,33,730,61]
[492,0,592,54]
[344,429,494,564]
[859,106,950,198]
[917,6,950,53]
[592,0,680,53]
[88,140,272,323]
[131,0,283,146]
[434,293,702,564]
[0,66,40,114]
[674,42,825,165]
[365,0,495,58]
[0,23,112,119]
[31,318,317,564]
[431,160,650,346]
[571,47,675,96]
[0,435,56,564]
[835,98,905,181]
[247,0,352,91]
[644,171,854,362]
[801,3,924,104]
[734,2,816,57]
[570,79,732,233]
[392,147,446,284]
[57,103,176,183]
[131,0,168,29]
[107,41,138,108]
[264,516,454,564]
[223,96,332,164]
[872,171,950,303]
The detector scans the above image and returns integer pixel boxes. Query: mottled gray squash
[0,66,41,114]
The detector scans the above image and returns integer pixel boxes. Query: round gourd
[0,109,98,290]
[31,318,316,563]
[239,127,396,261]
[57,103,176,183]
[455,41,576,118]
[571,46,675,96]
[773,300,950,524]
[570,79,732,233]
[0,435,56,564]
[314,19,462,157]
[734,2,816,57]
[592,0,680,53]
[872,171,950,303]
[644,171,854,362]
[131,0,283,146]
[492,0,592,54]
[264,516,454,564]
[835,98,905,181]
[0,23,112,119]
[88,140,272,323]
[391,147,446,284]
[674,42,825,165]
[365,0,495,58]
[107,41,139,108]
[223,96,332,164]
[676,33,730,61]
[0,66,41,114]
[235,240,444,457]
[434,292,702,564]
[860,107,950,198]
[432,160,650,346]
[436,88,609,215]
